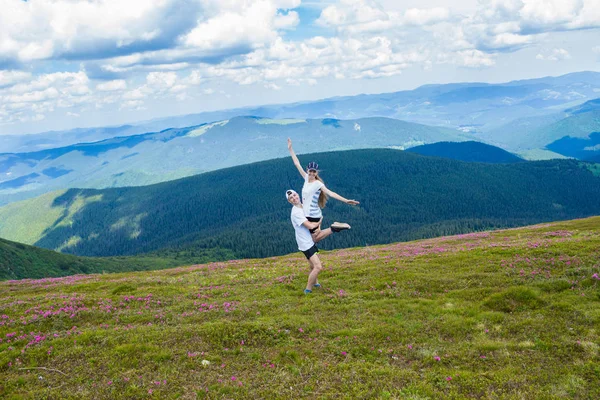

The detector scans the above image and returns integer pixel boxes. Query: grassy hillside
[531,110,600,149]
[1,216,599,399]
[0,237,234,281]
[517,149,569,161]
[2,149,600,261]
[406,141,523,163]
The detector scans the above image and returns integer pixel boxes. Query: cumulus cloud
[462,0,600,52]
[0,0,200,63]
[536,48,572,61]
[317,0,450,34]
[0,70,94,126]
[0,70,32,89]
[3,0,600,132]
[0,0,301,68]
[96,80,127,91]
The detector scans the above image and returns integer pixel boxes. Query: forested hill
[406,141,524,163]
[1,149,600,260]
[0,237,234,280]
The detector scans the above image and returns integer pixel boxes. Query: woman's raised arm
[288,138,307,179]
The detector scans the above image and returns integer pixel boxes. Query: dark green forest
[406,141,524,163]
[0,237,234,280]
[21,149,600,262]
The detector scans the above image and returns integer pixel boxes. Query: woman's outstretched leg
[312,228,332,243]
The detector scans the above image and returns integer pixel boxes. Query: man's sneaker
[313,283,321,288]
[304,289,312,295]
[331,222,351,232]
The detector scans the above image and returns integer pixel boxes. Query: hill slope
[1,149,600,260]
[0,117,469,206]
[0,237,234,280]
[546,131,600,160]
[405,141,523,163]
[1,216,599,398]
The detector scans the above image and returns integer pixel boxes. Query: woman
[287,138,359,242]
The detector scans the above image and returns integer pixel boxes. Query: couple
[286,138,360,294]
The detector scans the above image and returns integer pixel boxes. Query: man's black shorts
[302,244,319,260]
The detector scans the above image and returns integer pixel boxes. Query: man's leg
[306,253,323,291]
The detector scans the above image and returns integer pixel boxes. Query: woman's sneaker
[331,222,351,232]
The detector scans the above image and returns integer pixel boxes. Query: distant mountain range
[2,71,600,154]
[0,117,470,206]
[1,149,599,261]
[1,71,600,208]
[406,141,523,163]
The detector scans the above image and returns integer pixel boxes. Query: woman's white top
[302,175,324,218]
[291,206,315,251]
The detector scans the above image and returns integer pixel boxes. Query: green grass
[517,149,569,161]
[583,162,600,177]
[1,216,599,398]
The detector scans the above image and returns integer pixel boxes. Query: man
[286,189,350,294]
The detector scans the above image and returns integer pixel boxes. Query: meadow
[1,216,599,399]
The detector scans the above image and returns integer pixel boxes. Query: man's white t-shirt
[291,205,315,251]
[302,175,325,218]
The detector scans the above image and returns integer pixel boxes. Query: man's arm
[302,220,320,230]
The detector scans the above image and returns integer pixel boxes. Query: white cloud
[402,7,450,26]
[274,10,300,29]
[122,88,147,100]
[0,0,198,63]
[146,71,178,89]
[0,0,302,67]
[96,80,127,92]
[3,0,600,133]
[120,100,145,110]
[0,70,32,89]
[536,48,572,61]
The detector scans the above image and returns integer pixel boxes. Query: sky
[1,0,600,136]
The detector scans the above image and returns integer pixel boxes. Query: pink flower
[446,376,452,381]
[298,328,304,333]
[434,356,441,361]
[341,351,347,356]
[231,376,237,381]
